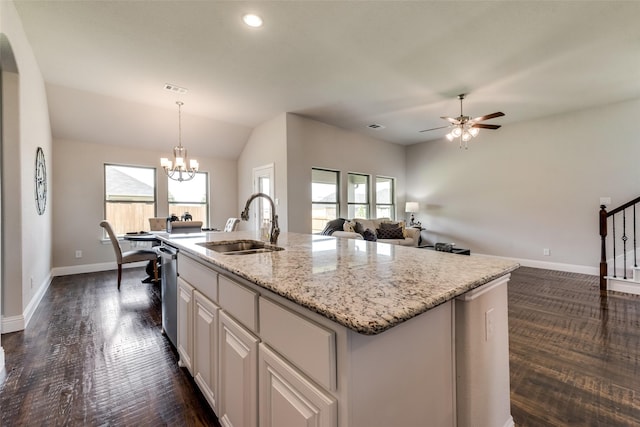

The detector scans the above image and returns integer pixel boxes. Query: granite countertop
[161,231,519,335]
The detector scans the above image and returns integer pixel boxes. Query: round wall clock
[35,146,47,215]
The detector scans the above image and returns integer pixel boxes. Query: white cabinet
[218,311,259,427]
[259,343,337,427]
[193,290,220,412]
[177,277,194,374]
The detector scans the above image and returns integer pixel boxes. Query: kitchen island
[160,231,519,427]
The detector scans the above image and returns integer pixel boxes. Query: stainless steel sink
[196,240,284,255]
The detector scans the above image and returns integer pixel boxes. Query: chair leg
[117,264,123,290]
[153,258,159,283]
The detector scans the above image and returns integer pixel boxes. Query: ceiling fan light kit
[420,94,504,149]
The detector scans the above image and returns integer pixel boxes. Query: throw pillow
[362,228,377,241]
[376,226,404,239]
[343,220,357,232]
[398,220,408,238]
[380,221,408,238]
[320,218,345,236]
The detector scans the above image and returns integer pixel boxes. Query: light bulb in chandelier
[446,133,454,141]
[462,131,472,142]
[451,127,462,137]
[469,127,480,137]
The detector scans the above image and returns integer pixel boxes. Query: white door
[194,290,220,412]
[252,163,275,231]
[177,277,194,374]
[219,311,259,427]
[259,343,337,427]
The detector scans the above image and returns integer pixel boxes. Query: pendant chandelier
[161,101,199,182]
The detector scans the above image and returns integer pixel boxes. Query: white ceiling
[13,1,640,159]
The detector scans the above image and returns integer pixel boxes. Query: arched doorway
[0,32,19,375]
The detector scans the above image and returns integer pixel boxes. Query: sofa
[322,218,420,247]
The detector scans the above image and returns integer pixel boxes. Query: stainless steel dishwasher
[159,243,179,348]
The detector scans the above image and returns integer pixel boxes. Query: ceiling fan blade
[471,123,501,130]
[419,125,451,133]
[440,116,460,124]
[471,112,505,122]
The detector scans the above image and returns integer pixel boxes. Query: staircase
[607,267,640,295]
[600,197,640,295]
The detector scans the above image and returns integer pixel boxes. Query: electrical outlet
[75,250,83,259]
[543,248,550,256]
[485,308,495,341]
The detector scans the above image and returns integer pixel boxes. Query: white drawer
[218,275,258,333]
[259,297,336,391]
[178,254,218,303]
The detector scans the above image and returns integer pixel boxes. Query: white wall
[52,138,237,270]
[286,113,407,233]
[406,97,640,273]
[1,1,53,335]
[236,113,288,231]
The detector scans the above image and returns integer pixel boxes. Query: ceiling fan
[419,94,504,149]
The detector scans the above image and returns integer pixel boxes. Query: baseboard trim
[0,346,5,376]
[52,261,148,277]
[2,314,25,333]
[474,253,599,276]
[2,274,52,334]
[22,273,53,330]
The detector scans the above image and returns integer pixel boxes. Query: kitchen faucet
[241,192,280,245]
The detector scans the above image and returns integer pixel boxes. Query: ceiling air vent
[164,83,188,95]
[367,124,385,130]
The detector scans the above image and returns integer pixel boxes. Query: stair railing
[599,196,640,290]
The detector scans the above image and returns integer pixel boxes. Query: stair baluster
[599,195,640,290]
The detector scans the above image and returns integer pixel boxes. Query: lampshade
[405,202,419,213]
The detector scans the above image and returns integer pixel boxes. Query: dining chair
[100,220,159,290]
[223,218,240,232]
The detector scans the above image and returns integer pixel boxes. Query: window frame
[375,176,396,220]
[311,168,340,233]
[167,171,210,228]
[347,172,370,219]
[104,163,157,236]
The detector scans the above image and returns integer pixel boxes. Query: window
[376,176,395,219]
[168,172,209,227]
[104,164,156,236]
[348,173,370,219]
[312,168,339,233]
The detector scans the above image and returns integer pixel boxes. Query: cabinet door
[177,277,194,374]
[259,343,337,427]
[194,290,220,412]
[219,311,259,427]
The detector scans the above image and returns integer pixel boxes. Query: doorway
[252,164,275,231]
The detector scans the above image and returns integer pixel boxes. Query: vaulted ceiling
[13,1,640,159]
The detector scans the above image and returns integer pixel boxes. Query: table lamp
[405,202,420,227]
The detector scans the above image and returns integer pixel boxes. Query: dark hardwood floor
[0,266,638,426]
[509,267,640,426]
[0,269,221,426]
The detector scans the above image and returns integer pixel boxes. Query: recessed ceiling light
[242,13,263,28]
